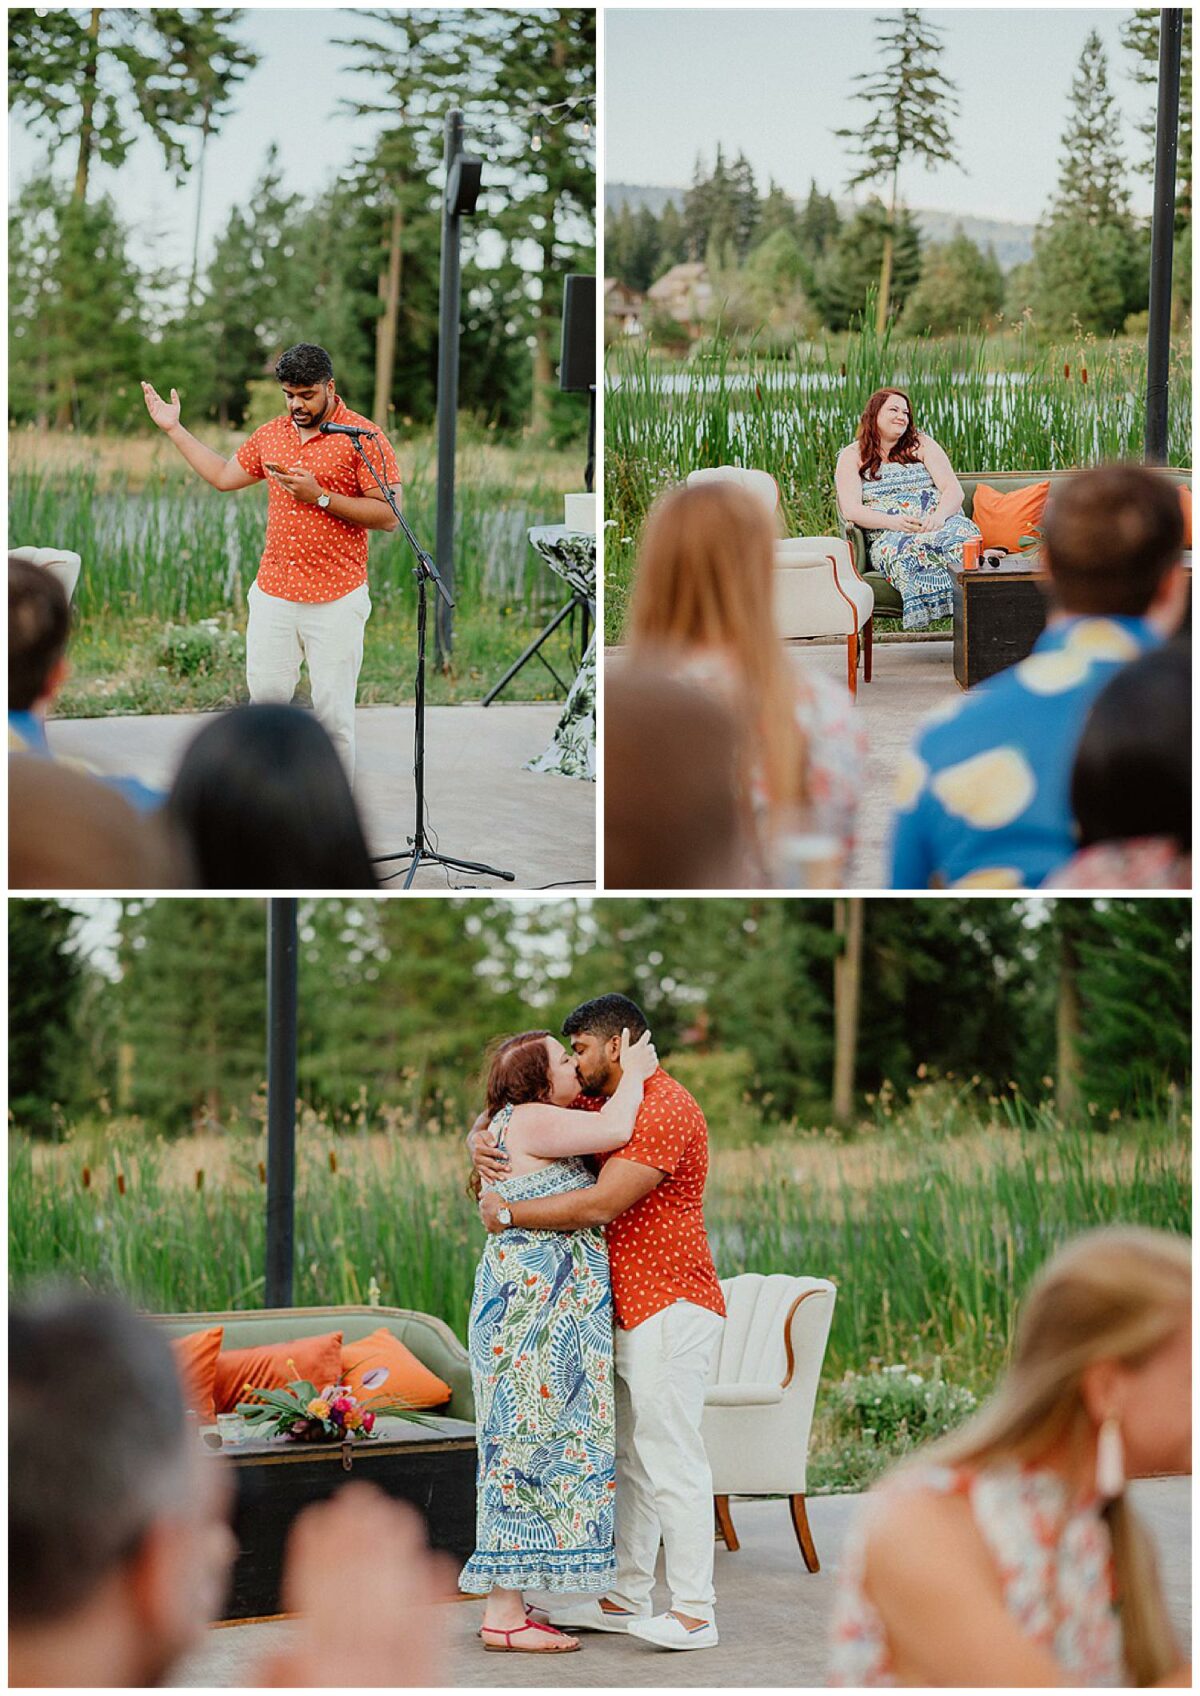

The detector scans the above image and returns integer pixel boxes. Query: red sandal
[481,1620,580,1653]
[477,1602,549,1638]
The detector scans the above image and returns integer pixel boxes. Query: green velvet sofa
[153,1302,475,1423]
[842,466,1192,617]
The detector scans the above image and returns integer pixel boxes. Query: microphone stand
[343,430,514,888]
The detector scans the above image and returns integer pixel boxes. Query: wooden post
[1056,921,1081,1119]
[265,899,298,1308]
[833,898,863,1126]
[373,195,403,433]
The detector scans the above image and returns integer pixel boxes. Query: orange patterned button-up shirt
[579,1069,726,1331]
[236,397,401,604]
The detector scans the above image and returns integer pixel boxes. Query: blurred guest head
[166,704,377,889]
[1072,639,1190,853]
[9,1291,235,1687]
[9,557,70,714]
[1041,465,1187,627]
[628,480,805,818]
[605,665,746,888]
[933,1226,1190,1685]
[9,755,182,889]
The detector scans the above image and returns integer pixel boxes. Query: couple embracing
[460,993,725,1655]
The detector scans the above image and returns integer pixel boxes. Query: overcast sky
[9,11,397,278]
[604,7,1160,224]
[8,7,591,285]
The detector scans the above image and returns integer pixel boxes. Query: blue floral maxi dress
[860,461,981,631]
[459,1105,617,1595]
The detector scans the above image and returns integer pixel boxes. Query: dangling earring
[1096,1415,1125,1500]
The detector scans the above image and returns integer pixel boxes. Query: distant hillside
[605,181,1036,271]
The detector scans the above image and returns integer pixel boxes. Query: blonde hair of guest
[920,1226,1189,1686]
[627,480,806,825]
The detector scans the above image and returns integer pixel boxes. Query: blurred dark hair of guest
[166,703,378,889]
[1074,639,1190,850]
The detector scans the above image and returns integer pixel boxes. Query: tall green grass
[10,1099,1188,1391]
[10,445,572,624]
[605,322,1192,639]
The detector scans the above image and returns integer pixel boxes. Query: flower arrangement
[237,1362,429,1444]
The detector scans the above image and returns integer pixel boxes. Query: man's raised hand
[141,381,180,432]
[619,1027,658,1083]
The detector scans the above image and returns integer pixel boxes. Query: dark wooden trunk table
[948,553,1048,689]
[207,1415,477,1620]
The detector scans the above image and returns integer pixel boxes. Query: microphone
[319,421,377,438]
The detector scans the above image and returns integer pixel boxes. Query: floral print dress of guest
[829,1461,1126,1686]
[860,460,980,631]
[459,1103,617,1596]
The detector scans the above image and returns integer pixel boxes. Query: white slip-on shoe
[627,1612,719,1651]
[546,1599,638,1633]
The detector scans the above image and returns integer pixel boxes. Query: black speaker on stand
[482,274,597,707]
[561,273,596,491]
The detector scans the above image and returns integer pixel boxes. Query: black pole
[265,899,297,1308]
[435,108,464,669]
[1145,8,1182,465]
[585,388,596,493]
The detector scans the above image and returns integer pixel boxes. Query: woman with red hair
[835,388,980,630]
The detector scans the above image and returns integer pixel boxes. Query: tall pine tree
[836,10,958,330]
[1028,31,1145,334]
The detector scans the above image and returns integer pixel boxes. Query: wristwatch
[316,492,332,509]
[497,1205,513,1228]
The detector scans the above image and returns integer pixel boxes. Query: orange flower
[540,1385,551,1398]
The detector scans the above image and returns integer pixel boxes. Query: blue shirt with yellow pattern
[889,615,1161,890]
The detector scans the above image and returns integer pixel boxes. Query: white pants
[610,1300,724,1623]
[246,581,370,785]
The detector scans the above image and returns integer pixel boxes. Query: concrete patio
[45,702,596,891]
[172,1477,1190,1687]
[785,635,955,889]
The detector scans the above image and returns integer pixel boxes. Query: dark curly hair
[275,343,333,386]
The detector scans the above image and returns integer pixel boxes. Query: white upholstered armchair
[683,470,874,696]
[9,545,82,604]
[685,464,781,515]
[701,1272,837,1571]
[775,537,874,697]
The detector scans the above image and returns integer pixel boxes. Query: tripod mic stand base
[373,839,516,889]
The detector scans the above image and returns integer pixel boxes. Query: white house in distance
[647,262,713,338]
[604,277,644,336]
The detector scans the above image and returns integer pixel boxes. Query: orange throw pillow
[171,1326,224,1422]
[214,1331,344,1415]
[971,481,1051,552]
[341,1328,452,1411]
[1179,486,1191,548]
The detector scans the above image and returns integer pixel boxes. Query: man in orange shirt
[476,993,726,1652]
[143,344,402,785]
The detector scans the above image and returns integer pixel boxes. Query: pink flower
[362,1411,376,1433]
[331,1396,354,1416]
